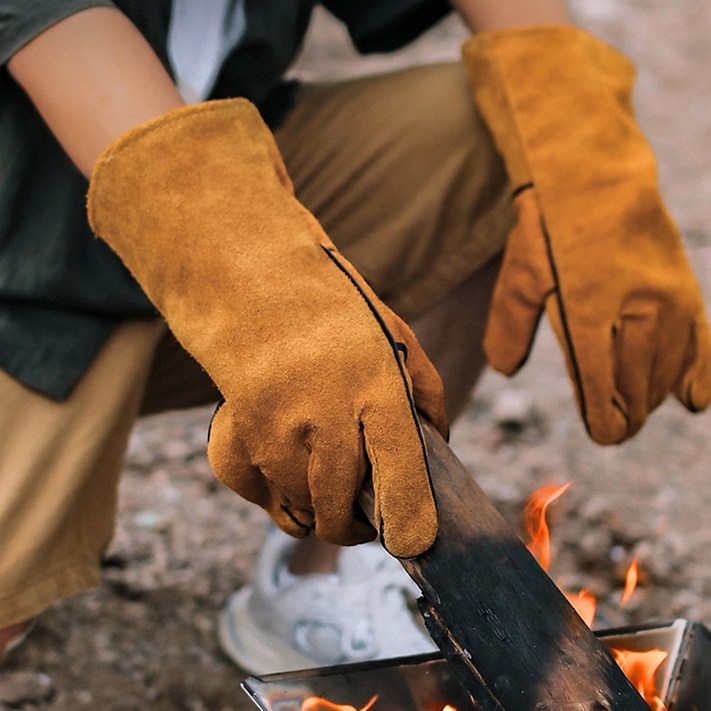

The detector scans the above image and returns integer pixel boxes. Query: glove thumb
[484,189,556,374]
[675,313,711,412]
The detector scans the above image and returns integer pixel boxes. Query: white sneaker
[218,528,436,674]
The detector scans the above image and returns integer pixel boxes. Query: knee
[406,64,500,159]
[393,63,508,200]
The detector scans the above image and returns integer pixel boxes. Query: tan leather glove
[87,99,447,557]
[462,25,711,444]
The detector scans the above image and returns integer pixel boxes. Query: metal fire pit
[242,619,711,711]
[242,652,474,711]
[597,618,711,710]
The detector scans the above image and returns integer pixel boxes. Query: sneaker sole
[218,587,318,675]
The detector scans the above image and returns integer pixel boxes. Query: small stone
[579,528,613,561]
[132,510,163,530]
[491,389,534,431]
[608,544,627,563]
[0,671,54,706]
[579,494,611,522]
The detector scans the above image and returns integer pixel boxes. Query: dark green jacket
[0,0,450,398]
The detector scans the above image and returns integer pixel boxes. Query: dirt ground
[3,3,711,709]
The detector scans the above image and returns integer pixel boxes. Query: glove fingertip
[206,403,236,480]
[415,397,448,442]
[678,372,711,413]
[483,314,536,376]
[677,325,711,413]
[270,508,312,540]
[584,397,631,445]
[379,503,438,559]
[364,419,438,559]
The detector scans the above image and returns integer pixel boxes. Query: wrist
[451,0,571,33]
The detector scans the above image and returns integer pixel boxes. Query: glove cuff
[461,24,635,189]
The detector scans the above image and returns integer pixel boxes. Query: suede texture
[87,99,448,558]
[462,25,711,444]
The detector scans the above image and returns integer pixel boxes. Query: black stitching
[281,505,313,532]
[512,181,534,198]
[321,246,437,553]
[207,397,226,442]
[539,215,595,438]
[610,315,635,431]
[611,395,631,431]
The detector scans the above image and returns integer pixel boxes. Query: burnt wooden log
[359,419,649,711]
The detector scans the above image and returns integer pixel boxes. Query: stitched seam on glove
[538,200,630,439]
[320,246,437,541]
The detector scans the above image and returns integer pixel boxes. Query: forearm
[7,7,183,177]
[451,0,571,32]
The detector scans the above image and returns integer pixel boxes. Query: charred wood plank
[359,419,649,710]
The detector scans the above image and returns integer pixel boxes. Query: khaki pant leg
[274,61,515,321]
[0,319,163,627]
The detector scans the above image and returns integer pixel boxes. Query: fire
[522,484,667,710]
[612,648,668,710]
[526,485,597,624]
[620,558,639,607]
[564,588,597,628]
[301,695,378,711]
[302,486,668,711]
[300,699,454,711]
[524,482,571,571]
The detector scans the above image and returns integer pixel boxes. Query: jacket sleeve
[0,0,115,65]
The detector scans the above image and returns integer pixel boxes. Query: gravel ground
[2,3,711,709]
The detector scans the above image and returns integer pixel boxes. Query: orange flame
[612,648,668,710]
[304,484,666,711]
[524,482,571,571]
[620,558,639,608]
[565,588,597,628]
[301,695,378,711]
[525,484,667,710]
[300,700,454,711]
